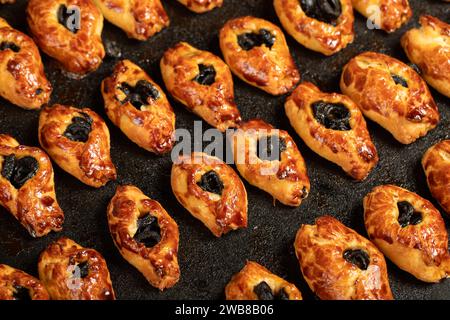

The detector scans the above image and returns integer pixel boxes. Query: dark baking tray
[0,0,449,300]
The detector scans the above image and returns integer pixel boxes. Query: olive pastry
[225,261,302,300]
[0,264,50,300]
[401,15,450,98]
[0,134,64,237]
[364,185,450,282]
[0,18,52,109]
[92,0,169,40]
[340,52,439,144]
[38,237,115,300]
[27,0,105,75]
[219,16,300,95]
[295,216,393,300]
[176,0,222,13]
[39,104,117,188]
[161,42,241,131]
[171,152,247,237]
[108,185,180,290]
[231,119,310,206]
[274,0,354,56]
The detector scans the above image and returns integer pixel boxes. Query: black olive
[193,64,216,86]
[237,29,275,51]
[276,288,290,300]
[77,261,89,278]
[300,0,342,24]
[256,136,287,161]
[1,155,39,189]
[119,80,160,109]
[343,249,370,270]
[397,201,422,228]
[57,4,78,33]
[0,41,20,53]
[63,112,93,143]
[12,285,31,300]
[300,186,309,199]
[408,63,421,75]
[35,88,43,95]
[391,74,408,88]
[312,101,351,131]
[197,170,224,195]
[134,214,161,248]
[253,281,274,300]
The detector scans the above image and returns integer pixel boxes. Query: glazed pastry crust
[38,237,115,300]
[108,185,180,290]
[161,42,241,131]
[0,18,51,109]
[219,16,300,95]
[232,119,310,206]
[0,264,50,300]
[39,104,117,188]
[273,0,354,56]
[27,0,105,74]
[340,52,439,144]
[364,185,450,282]
[92,0,169,40]
[285,82,378,181]
[295,216,393,300]
[0,134,64,237]
[401,15,450,98]
[177,0,222,13]
[171,152,247,237]
[225,261,302,300]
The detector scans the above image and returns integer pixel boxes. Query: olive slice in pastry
[219,16,300,95]
[285,82,378,180]
[273,0,354,56]
[38,104,117,188]
[231,119,310,206]
[0,264,50,300]
[102,59,176,154]
[295,216,393,300]
[0,18,52,109]
[171,152,247,237]
[108,185,180,290]
[92,0,169,40]
[176,0,222,13]
[27,0,105,75]
[401,15,450,98]
[225,261,302,300]
[0,134,64,237]
[364,185,450,282]
[161,42,241,131]
[340,52,439,144]
[38,237,115,300]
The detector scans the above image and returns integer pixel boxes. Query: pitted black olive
[300,0,342,24]
[58,4,78,34]
[197,170,224,195]
[397,201,422,227]
[1,155,39,189]
[253,281,274,300]
[391,74,408,88]
[63,112,93,143]
[276,288,290,300]
[312,101,351,131]
[300,186,309,199]
[77,261,89,278]
[119,80,160,109]
[0,41,20,53]
[238,29,275,51]
[408,63,421,75]
[343,249,370,270]
[12,285,31,300]
[257,136,287,161]
[134,214,161,248]
[193,64,216,86]
[35,88,43,95]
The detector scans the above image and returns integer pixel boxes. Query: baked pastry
[0,264,50,300]
[171,152,247,237]
[92,0,169,40]
[364,185,450,282]
[295,216,393,300]
[39,104,117,188]
[0,1,15,3]
[108,185,180,290]
[285,82,378,180]
[422,140,450,214]
[273,0,354,56]
[0,134,64,237]
[27,0,105,75]
[219,16,300,95]
[0,18,52,109]
[231,119,310,206]
[176,0,222,13]
[225,261,302,300]
[161,42,241,131]
[340,52,439,144]
[401,15,450,98]
[38,237,115,300]
[102,59,175,154]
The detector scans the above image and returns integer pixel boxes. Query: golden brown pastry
[0,264,50,300]
[171,152,247,237]
[340,52,439,144]
[401,15,450,98]
[285,82,378,181]
[364,185,450,282]
[38,104,117,188]
[0,1,15,3]
[219,16,300,95]
[295,216,393,300]
[161,42,241,131]
[0,134,64,237]
[92,0,169,40]
[27,0,105,75]
[231,119,310,206]
[108,185,180,290]
[0,18,51,109]
[38,237,115,300]
[274,0,354,56]
[102,60,175,154]
[176,0,222,13]
[225,261,302,300]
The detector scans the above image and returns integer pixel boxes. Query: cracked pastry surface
[0,264,50,300]
[176,0,222,13]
